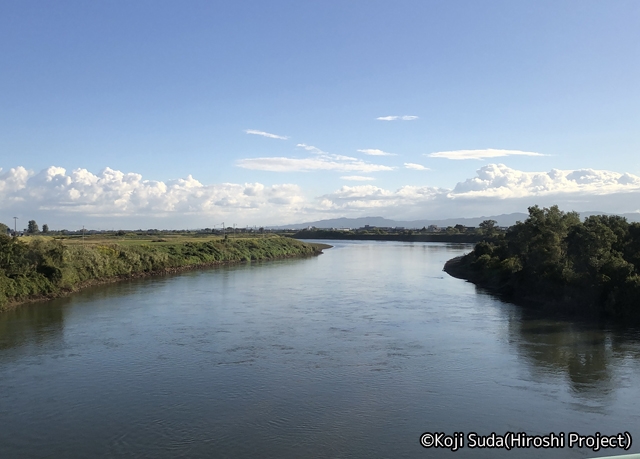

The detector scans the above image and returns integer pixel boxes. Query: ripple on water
[0,241,639,458]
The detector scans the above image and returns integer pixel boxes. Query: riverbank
[443,254,607,319]
[0,235,330,311]
[442,206,640,321]
[293,229,482,243]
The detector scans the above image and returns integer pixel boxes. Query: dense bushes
[450,206,640,319]
[0,236,318,309]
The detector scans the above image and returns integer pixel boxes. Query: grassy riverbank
[0,234,328,311]
[444,205,640,321]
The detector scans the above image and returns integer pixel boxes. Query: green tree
[42,224,49,233]
[507,206,580,281]
[27,220,39,234]
[479,219,498,236]
[0,222,9,235]
[459,205,640,318]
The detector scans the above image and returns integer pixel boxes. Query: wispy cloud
[245,129,289,140]
[238,141,394,173]
[427,149,546,160]
[319,184,442,212]
[376,115,418,121]
[357,149,396,156]
[296,143,327,155]
[404,163,430,171]
[237,157,394,173]
[340,176,375,181]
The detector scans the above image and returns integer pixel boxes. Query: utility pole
[82,225,85,248]
[222,222,225,237]
[13,217,17,237]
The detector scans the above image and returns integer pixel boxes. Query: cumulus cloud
[404,163,430,171]
[0,166,309,225]
[340,176,375,181]
[376,115,418,121]
[451,164,640,198]
[0,166,30,194]
[357,149,396,156]
[245,129,288,140]
[427,149,546,160]
[4,163,640,228]
[314,164,640,219]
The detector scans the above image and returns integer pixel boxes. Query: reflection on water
[495,294,640,402]
[0,297,66,354]
[510,316,614,399]
[0,241,639,459]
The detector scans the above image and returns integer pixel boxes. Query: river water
[1,241,639,458]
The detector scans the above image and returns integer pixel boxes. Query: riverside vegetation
[0,233,326,310]
[445,205,640,320]
[293,228,485,243]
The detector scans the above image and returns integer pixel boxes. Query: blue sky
[1,1,639,228]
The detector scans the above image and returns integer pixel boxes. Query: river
[1,241,639,458]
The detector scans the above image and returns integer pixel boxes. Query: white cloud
[4,163,640,228]
[319,184,442,213]
[376,115,419,121]
[236,157,394,173]
[245,129,289,140]
[427,149,546,160]
[238,142,394,173]
[340,176,375,181]
[331,154,359,161]
[315,164,640,219]
[296,143,327,155]
[450,164,640,198]
[404,163,430,171]
[0,166,309,226]
[0,166,30,194]
[357,149,396,156]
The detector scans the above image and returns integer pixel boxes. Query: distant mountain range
[269,211,640,230]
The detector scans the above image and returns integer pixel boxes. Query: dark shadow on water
[0,297,69,355]
[473,284,640,399]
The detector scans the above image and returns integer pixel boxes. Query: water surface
[1,241,639,458]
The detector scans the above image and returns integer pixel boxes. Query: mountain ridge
[269,211,640,230]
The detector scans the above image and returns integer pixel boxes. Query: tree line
[1,220,49,235]
[449,205,640,319]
